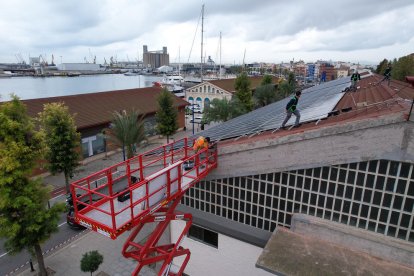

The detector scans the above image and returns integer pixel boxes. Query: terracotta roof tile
[18,87,188,129]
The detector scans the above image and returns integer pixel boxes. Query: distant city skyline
[1,0,413,66]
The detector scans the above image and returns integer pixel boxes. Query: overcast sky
[1,0,413,66]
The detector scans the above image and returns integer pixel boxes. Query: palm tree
[106,110,146,160]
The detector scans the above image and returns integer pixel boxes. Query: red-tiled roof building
[21,87,188,161]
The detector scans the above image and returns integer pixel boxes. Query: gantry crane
[71,137,217,275]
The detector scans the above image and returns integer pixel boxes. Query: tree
[80,250,104,276]
[392,55,414,81]
[0,96,65,276]
[106,109,146,160]
[261,74,273,85]
[39,102,81,193]
[156,89,178,143]
[234,72,254,112]
[375,58,389,74]
[278,80,295,97]
[254,84,279,107]
[203,97,244,123]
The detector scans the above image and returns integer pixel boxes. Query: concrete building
[57,63,102,71]
[143,45,169,69]
[171,73,414,275]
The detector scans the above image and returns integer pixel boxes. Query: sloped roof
[19,87,188,130]
[207,76,280,93]
[198,73,414,143]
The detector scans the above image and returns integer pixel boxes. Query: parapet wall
[291,213,414,268]
[208,112,414,180]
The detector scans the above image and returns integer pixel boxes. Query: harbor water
[0,74,164,102]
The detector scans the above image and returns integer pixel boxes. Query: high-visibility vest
[193,136,208,151]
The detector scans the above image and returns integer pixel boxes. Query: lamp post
[192,106,195,135]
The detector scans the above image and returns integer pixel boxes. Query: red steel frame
[71,137,217,275]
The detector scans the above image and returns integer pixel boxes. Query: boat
[124,69,141,76]
[152,80,185,98]
[161,74,184,85]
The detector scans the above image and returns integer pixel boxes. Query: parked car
[66,208,86,229]
[183,159,195,171]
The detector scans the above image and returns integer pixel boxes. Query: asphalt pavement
[15,126,201,276]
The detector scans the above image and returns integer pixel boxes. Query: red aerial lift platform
[71,137,217,275]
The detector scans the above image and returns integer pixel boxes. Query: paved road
[0,212,88,276]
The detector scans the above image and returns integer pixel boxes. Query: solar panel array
[195,76,351,142]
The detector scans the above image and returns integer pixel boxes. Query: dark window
[409,181,414,196]
[330,168,338,181]
[322,167,330,179]
[356,172,365,186]
[326,197,333,209]
[297,176,304,188]
[373,192,382,206]
[188,225,218,248]
[336,184,344,197]
[320,181,327,193]
[363,190,372,203]
[304,178,311,190]
[396,180,406,194]
[359,161,367,171]
[378,160,388,174]
[368,160,378,173]
[386,178,395,192]
[260,182,266,193]
[392,196,402,210]
[354,187,362,201]
[382,193,392,207]
[312,179,319,192]
[366,174,375,188]
[328,183,336,195]
[259,194,265,205]
[349,162,357,170]
[388,161,399,176]
[404,198,413,212]
[379,209,389,223]
[345,186,353,199]
[339,169,347,183]
[347,171,356,185]
[274,173,280,183]
[376,176,385,191]
[313,168,321,178]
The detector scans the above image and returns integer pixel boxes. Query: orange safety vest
[193,136,208,151]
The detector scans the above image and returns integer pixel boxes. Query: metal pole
[200,4,204,83]
[192,109,195,135]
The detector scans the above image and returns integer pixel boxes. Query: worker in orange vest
[193,136,210,152]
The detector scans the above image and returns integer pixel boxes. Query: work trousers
[282,109,301,127]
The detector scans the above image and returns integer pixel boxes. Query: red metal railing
[71,137,218,239]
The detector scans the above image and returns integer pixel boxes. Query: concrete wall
[209,112,414,180]
[170,221,273,276]
[291,214,414,268]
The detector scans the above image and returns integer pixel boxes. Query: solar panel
[196,76,350,142]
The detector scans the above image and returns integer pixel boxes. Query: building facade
[143,45,169,69]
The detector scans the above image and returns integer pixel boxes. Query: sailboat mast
[200,4,204,83]
[219,31,222,80]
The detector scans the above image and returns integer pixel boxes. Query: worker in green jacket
[281,91,301,129]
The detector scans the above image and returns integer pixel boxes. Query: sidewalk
[19,127,205,275]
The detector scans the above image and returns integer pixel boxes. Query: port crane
[71,137,218,275]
